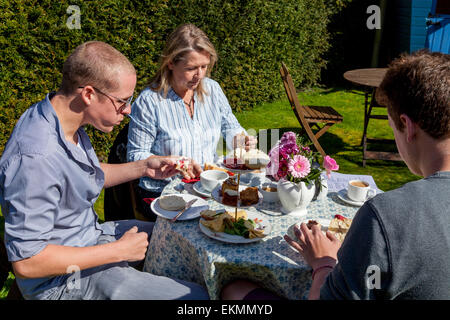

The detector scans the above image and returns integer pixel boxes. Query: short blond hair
[151,24,218,102]
[60,41,135,94]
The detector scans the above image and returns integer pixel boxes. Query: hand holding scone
[174,156,202,179]
[142,155,202,180]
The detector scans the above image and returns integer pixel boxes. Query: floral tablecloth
[143,172,380,300]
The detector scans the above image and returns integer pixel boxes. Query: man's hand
[284,223,340,270]
[116,226,149,262]
[143,156,202,180]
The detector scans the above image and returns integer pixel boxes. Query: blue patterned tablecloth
[143,172,380,300]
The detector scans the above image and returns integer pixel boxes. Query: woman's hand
[284,223,340,270]
[244,135,257,150]
[233,134,258,151]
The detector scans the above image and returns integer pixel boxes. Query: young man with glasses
[0,41,209,300]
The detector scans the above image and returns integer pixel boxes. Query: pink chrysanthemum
[288,155,311,178]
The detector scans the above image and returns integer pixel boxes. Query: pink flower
[288,155,311,178]
[280,132,297,145]
[323,155,339,178]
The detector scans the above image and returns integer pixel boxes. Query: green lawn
[0,86,419,299]
[234,87,419,191]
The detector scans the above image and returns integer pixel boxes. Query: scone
[175,157,190,174]
[327,214,352,242]
[159,195,186,211]
[243,149,270,169]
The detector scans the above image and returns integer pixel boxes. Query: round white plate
[199,211,271,243]
[211,185,263,208]
[151,194,209,221]
[192,181,212,198]
[336,189,372,206]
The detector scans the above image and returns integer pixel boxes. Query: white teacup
[200,170,229,192]
[347,180,376,202]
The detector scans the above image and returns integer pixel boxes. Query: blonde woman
[127,24,256,220]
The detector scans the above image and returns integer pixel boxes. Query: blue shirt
[0,93,113,299]
[127,77,245,192]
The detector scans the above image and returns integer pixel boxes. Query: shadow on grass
[297,85,367,97]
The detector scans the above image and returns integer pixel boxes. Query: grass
[0,86,419,299]
[235,86,419,191]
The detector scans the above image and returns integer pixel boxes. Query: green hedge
[0,0,348,160]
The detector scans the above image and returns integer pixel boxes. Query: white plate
[192,181,212,198]
[211,185,263,208]
[336,189,374,206]
[151,194,209,220]
[199,211,271,243]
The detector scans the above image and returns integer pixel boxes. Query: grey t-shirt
[320,171,450,299]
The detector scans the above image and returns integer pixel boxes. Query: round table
[343,68,401,166]
[143,173,380,299]
[343,68,387,88]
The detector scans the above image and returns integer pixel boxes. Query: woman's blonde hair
[151,24,217,101]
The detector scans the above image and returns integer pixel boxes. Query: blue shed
[391,0,433,55]
[425,0,450,53]
[389,0,449,56]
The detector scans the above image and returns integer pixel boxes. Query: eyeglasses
[78,86,134,113]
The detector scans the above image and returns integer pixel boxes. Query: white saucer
[192,181,211,198]
[337,189,371,206]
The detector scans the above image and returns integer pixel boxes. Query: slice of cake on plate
[327,214,353,242]
[240,186,259,206]
[221,177,239,206]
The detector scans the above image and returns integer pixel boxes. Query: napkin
[182,178,200,184]
[143,198,156,204]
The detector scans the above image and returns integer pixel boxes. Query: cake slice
[240,186,259,206]
[327,214,353,242]
[243,149,270,169]
[221,177,239,206]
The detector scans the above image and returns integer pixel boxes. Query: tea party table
[142,172,382,299]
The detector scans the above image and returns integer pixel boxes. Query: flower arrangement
[266,131,339,185]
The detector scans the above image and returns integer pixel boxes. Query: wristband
[312,265,334,280]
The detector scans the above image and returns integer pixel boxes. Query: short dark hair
[376,49,450,139]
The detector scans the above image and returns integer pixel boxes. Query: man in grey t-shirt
[221,50,450,300]
[286,50,450,299]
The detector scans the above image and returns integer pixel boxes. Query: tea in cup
[347,180,376,202]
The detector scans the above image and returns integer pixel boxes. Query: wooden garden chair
[280,62,343,157]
